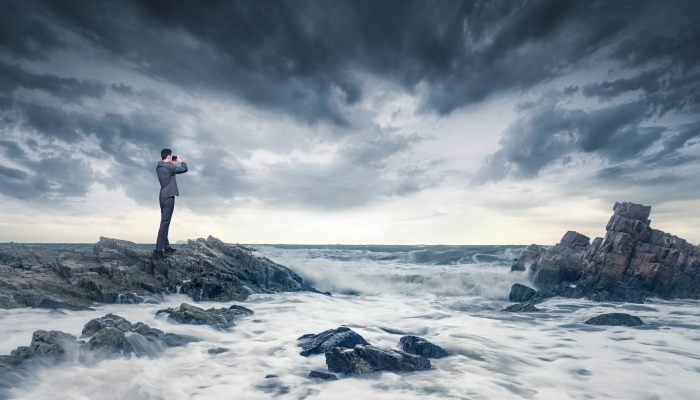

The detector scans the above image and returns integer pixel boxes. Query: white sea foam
[1,246,699,399]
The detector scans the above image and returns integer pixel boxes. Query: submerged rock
[308,370,338,381]
[509,283,537,302]
[503,302,540,312]
[513,202,700,302]
[156,302,253,329]
[2,313,198,368]
[0,235,318,309]
[399,336,448,358]
[325,344,431,375]
[297,327,369,357]
[584,313,644,326]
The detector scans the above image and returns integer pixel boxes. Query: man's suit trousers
[156,196,175,251]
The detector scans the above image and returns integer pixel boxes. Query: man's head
[161,148,172,162]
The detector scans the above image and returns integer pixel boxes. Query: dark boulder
[156,302,253,329]
[308,370,338,380]
[584,313,644,326]
[399,336,448,358]
[508,283,537,302]
[325,344,431,375]
[297,327,369,357]
[511,244,546,272]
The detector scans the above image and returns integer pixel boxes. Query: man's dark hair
[161,148,172,160]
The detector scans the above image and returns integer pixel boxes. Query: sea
[1,244,698,400]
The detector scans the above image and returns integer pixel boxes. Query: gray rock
[297,327,369,357]
[156,302,253,329]
[308,370,338,380]
[3,313,198,368]
[208,347,228,354]
[10,330,78,361]
[399,336,448,358]
[584,313,644,326]
[503,302,540,312]
[509,283,537,302]
[325,344,431,375]
[510,244,546,272]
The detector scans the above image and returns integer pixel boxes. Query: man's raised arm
[169,155,188,174]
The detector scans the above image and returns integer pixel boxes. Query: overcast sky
[1,0,699,244]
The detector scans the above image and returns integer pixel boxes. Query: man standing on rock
[154,148,188,258]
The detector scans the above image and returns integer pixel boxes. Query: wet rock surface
[325,344,431,375]
[513,202,700,302]
[399,336,448,358]
[584,313,644,326]
[0,236,318,309]
[509,283,537,302]
[297,327,370,357]
[156,302,254,329]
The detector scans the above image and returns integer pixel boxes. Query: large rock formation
[0,236,318,309]
[516,202,700,302]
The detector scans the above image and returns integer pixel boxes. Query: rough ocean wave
[1,245,698,399]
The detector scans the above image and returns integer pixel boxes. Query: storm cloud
[1,0,699,218]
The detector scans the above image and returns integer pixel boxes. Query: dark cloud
[0,61,106,102]
[4,0,686,123]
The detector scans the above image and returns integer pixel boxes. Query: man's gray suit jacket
[156,160,188,198]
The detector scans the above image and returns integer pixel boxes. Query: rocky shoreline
[0,235,321,310]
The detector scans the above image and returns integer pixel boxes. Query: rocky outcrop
[584,313,644,326]
[515,202,700,302]
[325,344,431,375]
[297,327,369,357]
[0,236,318,309]
[399,336,448,358]
[156,302,253,329]
[2,313,197,368]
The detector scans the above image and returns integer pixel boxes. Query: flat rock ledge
[0,235,320,309]
[156,302,254,329]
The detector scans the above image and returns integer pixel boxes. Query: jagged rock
[514,202,700,302]
[325,344,431,375]
[308,370,338,380]
[502,302,540,312]
[0,235,319,309]
[399,336,448,358]
[297,327,369,357]
[156,302,253,329]
[584,313,644,326]
[508,283,537,302]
